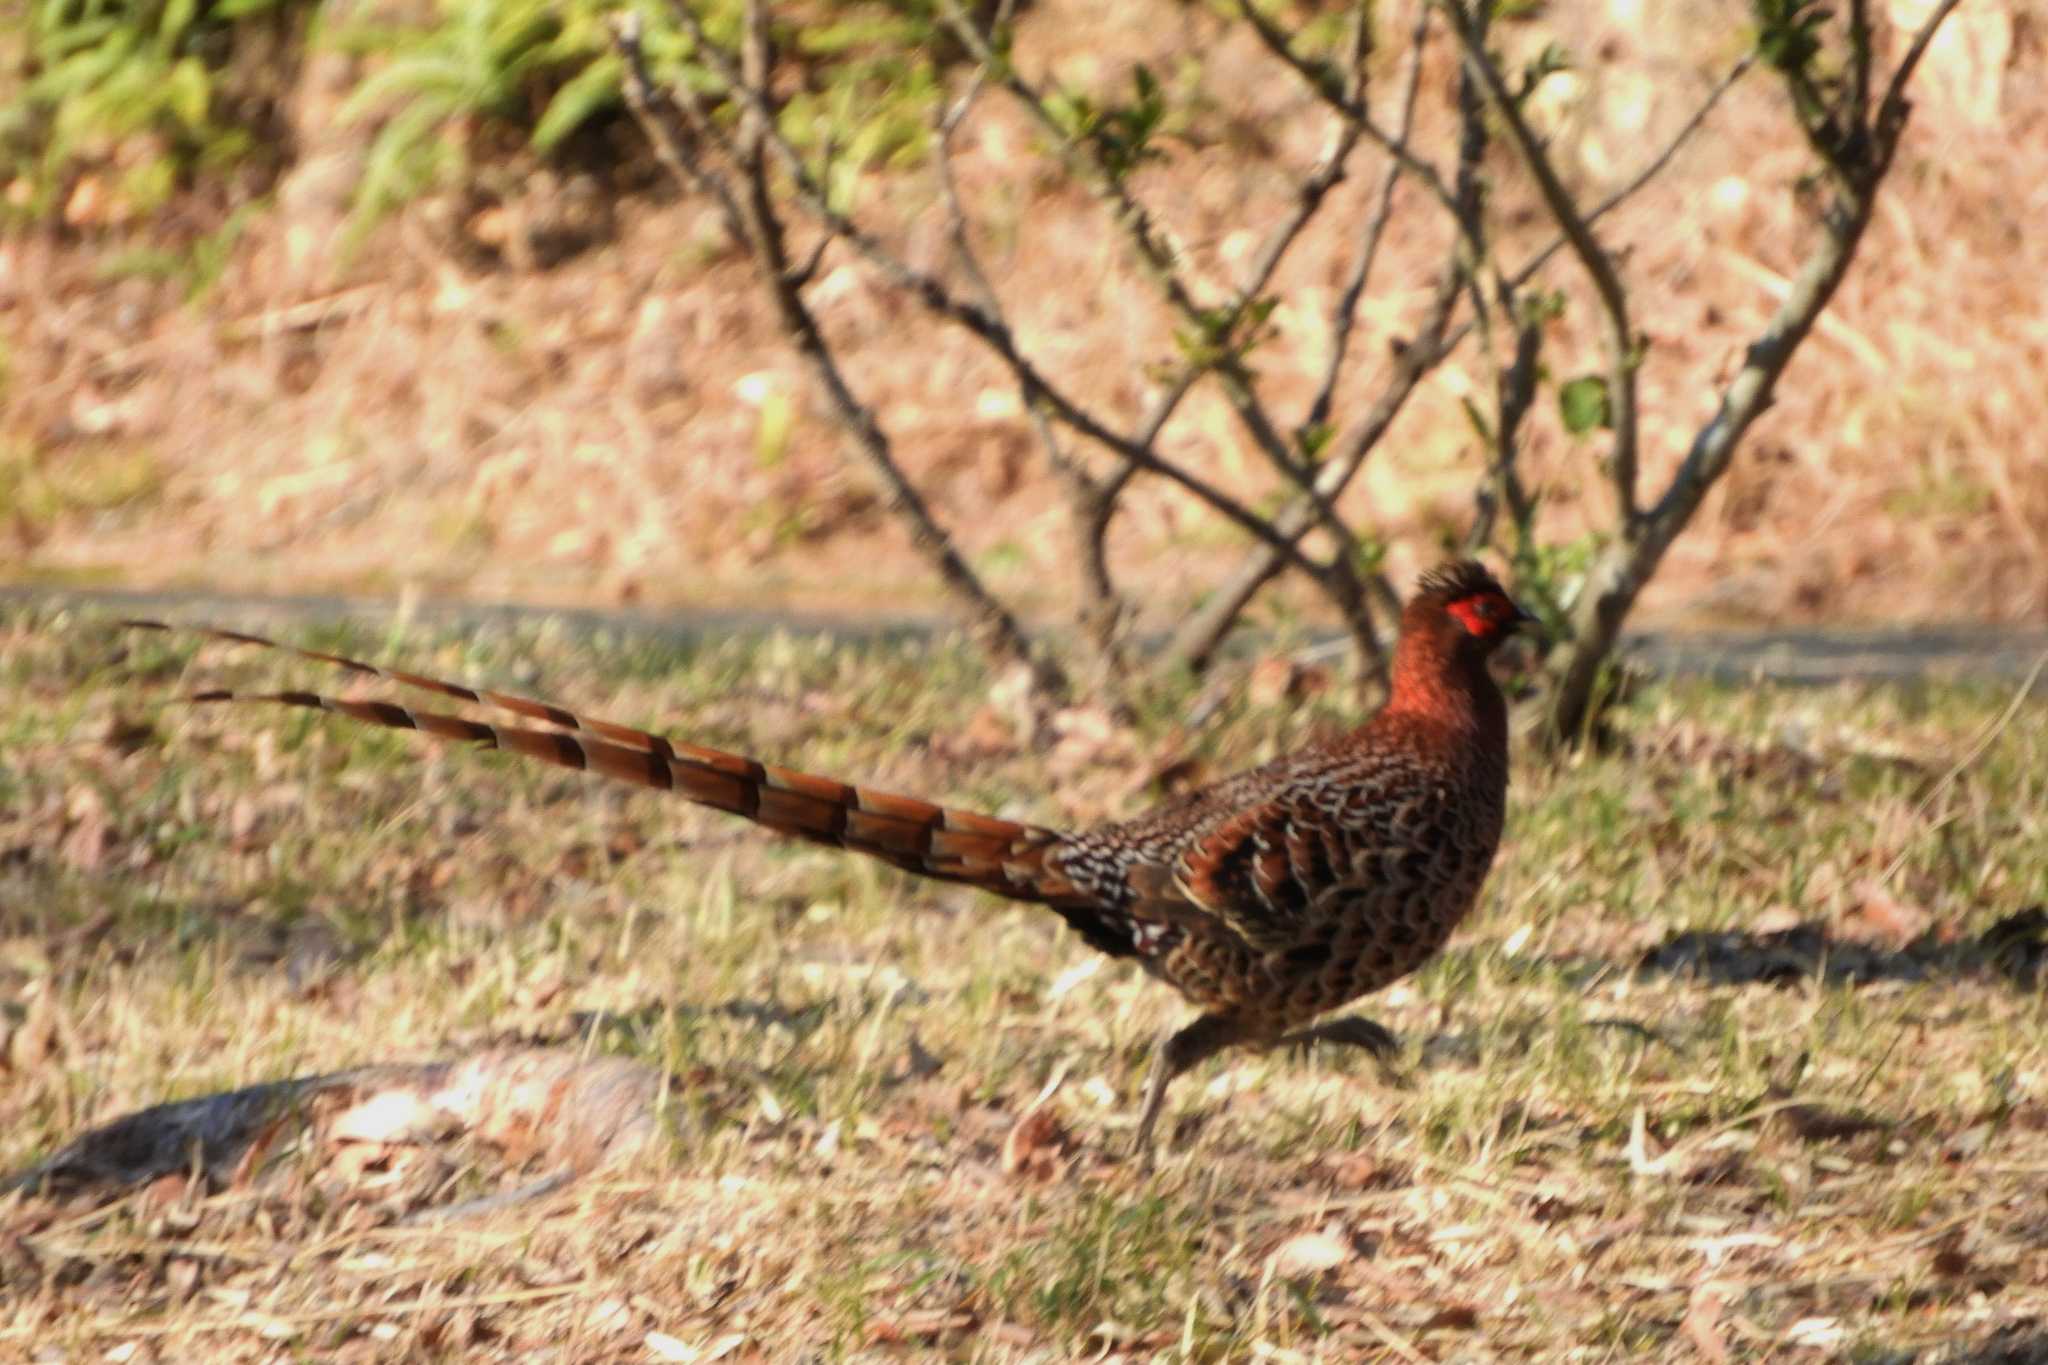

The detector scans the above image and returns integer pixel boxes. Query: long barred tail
[123,621,1077,902]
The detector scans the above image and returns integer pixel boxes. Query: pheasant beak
[1510,598,1542,633]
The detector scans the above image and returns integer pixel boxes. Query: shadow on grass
[1633,907,2048,990]
[1887,1325,2048,1365]
[1968,1328,2048,1365]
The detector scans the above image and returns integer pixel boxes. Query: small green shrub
[331,0,956,244]
[2,0,963,238]
[0,0,305,222]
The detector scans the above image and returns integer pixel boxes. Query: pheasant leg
[1131,1013,1252,1171]
[1277,1015,1399,1057]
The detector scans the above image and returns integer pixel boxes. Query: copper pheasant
[128,560,1532,1162]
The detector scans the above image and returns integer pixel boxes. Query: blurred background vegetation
[0,1,2038,645]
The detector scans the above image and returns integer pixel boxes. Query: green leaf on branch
[1296,422,1335,463]
[1521,289,1567,327]
[1459,397,1495,444]
[1753,0,1830,75]
[1559,375,1612,436]
[1518,42,1572,102]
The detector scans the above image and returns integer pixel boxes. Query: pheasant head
[1386,560,1535,720]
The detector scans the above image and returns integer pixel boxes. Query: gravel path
[14,585,2048,693]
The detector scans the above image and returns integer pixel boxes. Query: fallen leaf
[1930,1234,1974,1279]
[1777,1103,1888,1142]
[646,1329,746,1362]
[1834,879,1930,948]
[63,175,110,227]
[1269,1230,1350,1279]
[1247,657,1300,708]
[868,1309,977,1344]
[958,704,1020,759]
[10,995,61,1071]
[1002,1073,1073,1181]
[1944,1120,1995,1162]
[643,1334,692,1365]
[165,1258,201,1302]
[60,786,110,872]
[515,963,566,1011]
[98,714,156,754]
[141,1173,193,1214]
[1782,1316,1844,1350]
[227,795,264,851]
[1681,1279,1731,1363]
[889,1032,944,1083]
[1751,905,1804,936]
[1045,705,1133,777]
[1136,749,1208,799]
[1328,1152,1401,1190]
[1626,1105,1667,1176]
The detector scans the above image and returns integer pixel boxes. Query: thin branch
[619,3,1067,702]
[1875,0,1965,147]
[1541,0,1965,741]
[1422,50,1751,395]
[930,4,1133,674]
[1848,0,1873,139]
[1237,0,1464,223]
[942,0,1349,548]
[1466,306,1541,558]
[1303,0,1431,441]
[1161,266,1462,674]
[1225,0,1376,311]
[1169,8,1391,646]
[938,0,1197,315]
[654,0,1345,592]
[1504,54,1753,293]
[613,14,746,244]
[941,0,1383,615]
[1437,0,1642,528]
[1161,0,1499,678]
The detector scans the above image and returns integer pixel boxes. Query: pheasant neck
[1380,625,1507,748]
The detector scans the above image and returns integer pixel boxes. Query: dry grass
[3,2,2045,632]
[2,604,2045,1359]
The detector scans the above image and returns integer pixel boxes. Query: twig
[1541,0,1966,740]
[1160,267,1462,675]
[1848,0,1874,155]
[613,14,746,243]
[1302,2,1432,441]
[936,0,1395,629]
[931,2,1133,677]
[1164,2,1488,675]
[1501,55,1753,296]
[1875,0,1966,148]
[1237,0,1463,223]
[1438,0,1641,527]
[619,3,1068,702]
[656,0,1342,590]
[944,0,1349,527]
[1466,306,1542,557]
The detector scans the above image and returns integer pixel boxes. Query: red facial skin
[1446,590,1524,642]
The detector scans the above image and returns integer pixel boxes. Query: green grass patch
[1,603,2044,1357]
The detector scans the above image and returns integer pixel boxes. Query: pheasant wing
[1172,776,1445,955]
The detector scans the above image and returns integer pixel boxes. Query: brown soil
[3,0,2044,636]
